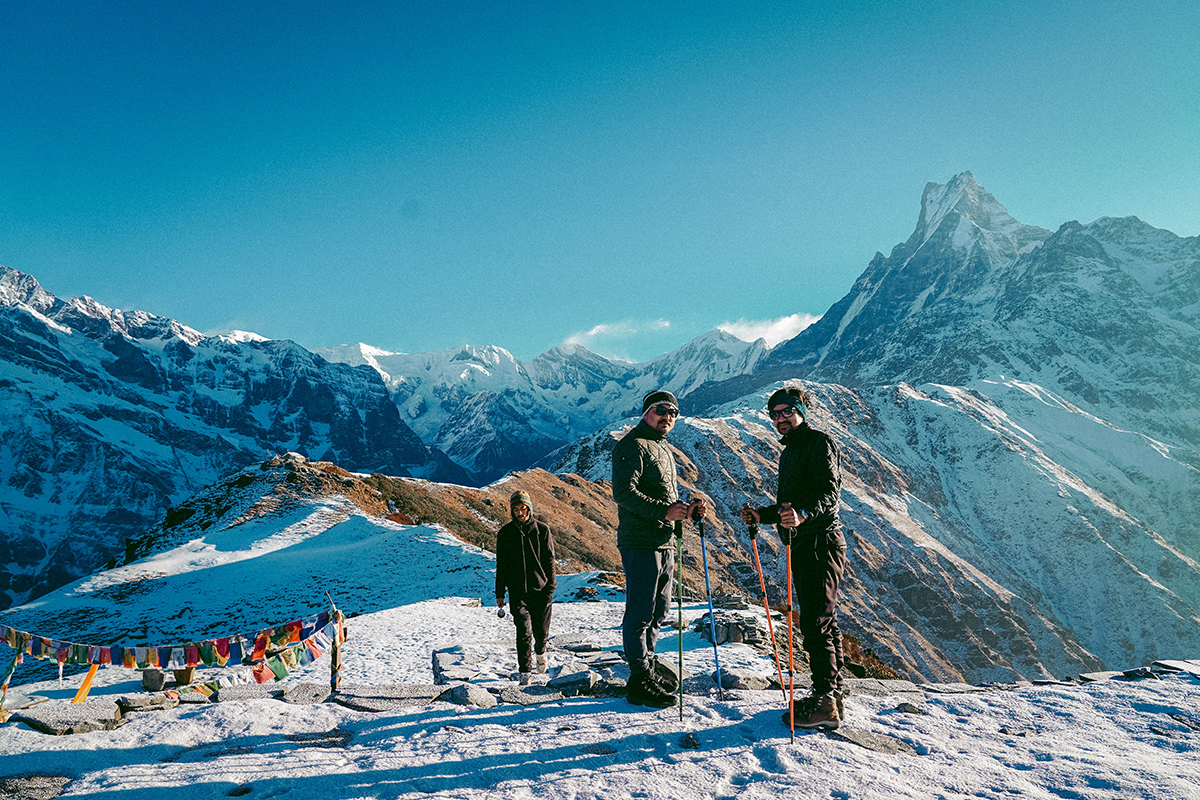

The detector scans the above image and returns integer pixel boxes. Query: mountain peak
[0,265,57,313]
[905,172,1051,263]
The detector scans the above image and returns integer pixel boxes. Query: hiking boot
[781,693,840,730]
[626,671,675,709]
[650,661,679,693]
[519,672,531,686]
[536,653,548,674]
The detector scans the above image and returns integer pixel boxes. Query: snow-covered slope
[0,268,465,609]
[0,454,495,668]
[547,378,1200,683]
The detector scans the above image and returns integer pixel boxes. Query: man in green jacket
[612,390,704,708]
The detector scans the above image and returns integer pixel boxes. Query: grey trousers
[620,546,674,675]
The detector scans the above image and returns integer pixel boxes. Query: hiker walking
[495,490,556,686]
[741,385,848,730]
[612,389,705,708]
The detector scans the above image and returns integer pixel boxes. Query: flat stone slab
[498,685,566,706]
[845,678,922,697]
[1079,671,1126,682]
[719,669,772,691]
[11,699,123,735]
[920,682,990,694]
[449,683,497,708]
[1153,660,1200,677]
[116,693,180,713]
[829,727,919,755]
[332,696,433,713]
[337,684,448,700]
[284,683,332,705]
[213,684,285,703]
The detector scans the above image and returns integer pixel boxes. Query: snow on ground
[4,590,1199,800]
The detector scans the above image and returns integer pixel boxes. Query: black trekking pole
[675,517,684,720]
[744,504,788,703]
[696,504,724,700]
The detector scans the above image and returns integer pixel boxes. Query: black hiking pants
[790,525,848,698]
[510,588,554,674]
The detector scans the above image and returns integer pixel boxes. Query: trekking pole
[696,505,724,700]
[744,504,787,703]
[782,503,796,743]
[675,517,685,720]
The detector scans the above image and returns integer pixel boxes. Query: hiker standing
[612,390,705,708]
[495,490,556,686]
[741,385,848,730]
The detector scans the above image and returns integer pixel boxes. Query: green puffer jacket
[612,420,679,550]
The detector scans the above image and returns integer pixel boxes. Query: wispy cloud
[718,313,820,347]
[563,319,672,360]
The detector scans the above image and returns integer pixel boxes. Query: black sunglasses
[768,406,798,420]
[653,405,679,418]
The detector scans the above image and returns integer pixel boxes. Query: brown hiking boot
[781,693,841,730]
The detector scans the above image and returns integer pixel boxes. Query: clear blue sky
[3,1,1197,361]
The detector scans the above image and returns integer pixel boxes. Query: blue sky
[3,1,1197,361]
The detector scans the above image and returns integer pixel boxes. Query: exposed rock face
[0,268,464,608]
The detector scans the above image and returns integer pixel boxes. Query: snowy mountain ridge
[314,327,772,482]
[0,268,466,609]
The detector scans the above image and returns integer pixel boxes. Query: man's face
[769,403,800,436]
[513,502,531,522]
[643,403,679,434]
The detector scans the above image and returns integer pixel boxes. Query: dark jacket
[495,517,556,600]
[758,422,844,545]
[612,420,679,550]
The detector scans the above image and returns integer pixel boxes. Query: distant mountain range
[0,270,466,608]
[2,171,1196,684]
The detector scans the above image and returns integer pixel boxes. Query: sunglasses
[653,405,680,418]
[768,406,799,420]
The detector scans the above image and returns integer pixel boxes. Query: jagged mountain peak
[904,172,1051,265]
[0,265,56,312]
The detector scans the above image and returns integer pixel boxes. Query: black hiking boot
[627,671,675,709]
[650,661,680,693]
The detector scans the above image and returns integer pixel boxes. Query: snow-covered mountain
[314,328,771,482]
[547,377,1199,684]
[0,268,466,609]
[544,171,1200,683]
[727,172,1200,458]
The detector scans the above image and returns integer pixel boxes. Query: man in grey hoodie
[612,390,705,708]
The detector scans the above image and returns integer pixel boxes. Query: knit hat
[510,490,532,509]
[767,389,807,421]
[642,390,679,413]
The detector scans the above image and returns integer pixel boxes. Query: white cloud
[718,313,820,347]
[563,319,672,360]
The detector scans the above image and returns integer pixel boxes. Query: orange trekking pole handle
[745,505,787,704]
[781,502,796,743]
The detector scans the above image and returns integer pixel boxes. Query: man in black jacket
[612,389,705,708]
[495,490,556,685]
[741,385,847,730]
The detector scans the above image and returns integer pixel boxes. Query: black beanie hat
[642,390,678,413]
[767,388,806,420]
